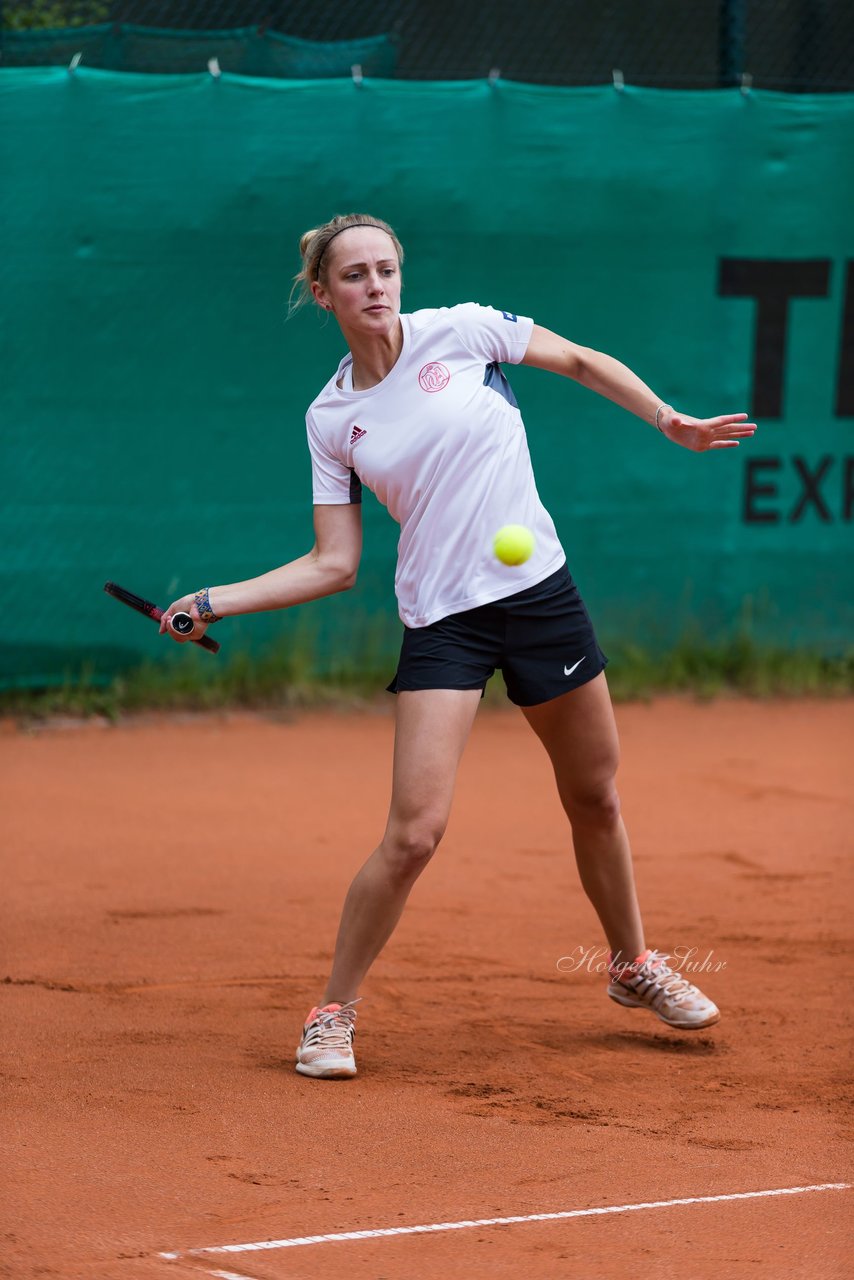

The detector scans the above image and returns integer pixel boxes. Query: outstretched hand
[657,407,757,452]
[158,592,209,643]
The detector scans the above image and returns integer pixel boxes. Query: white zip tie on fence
[351,64,363,85]
[208,57,221,79]
[68,52,83,72]
[612,68,625,91]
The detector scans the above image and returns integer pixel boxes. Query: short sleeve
[449,303,534,365]
[306,411,361,505]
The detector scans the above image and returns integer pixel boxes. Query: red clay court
[3,696,851,1278]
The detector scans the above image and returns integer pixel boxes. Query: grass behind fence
[1,635,851,724]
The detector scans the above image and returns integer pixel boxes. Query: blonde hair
[289,213,404,314]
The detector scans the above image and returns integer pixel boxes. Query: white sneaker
[295,1000,359,1078]
[607,949,720,1030]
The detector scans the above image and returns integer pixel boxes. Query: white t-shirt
[305,303,566,628]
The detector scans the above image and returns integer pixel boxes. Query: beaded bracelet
[654,403,669,433]
[194,587,220,624]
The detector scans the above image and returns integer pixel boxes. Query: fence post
[719,0,746,86]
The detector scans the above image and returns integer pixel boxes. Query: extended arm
[159,503,362,641]
[521,325,757,452]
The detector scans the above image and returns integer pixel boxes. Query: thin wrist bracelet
[194,587,220,624]
[654,403,669,432]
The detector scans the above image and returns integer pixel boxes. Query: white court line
[159,1182,850,1260]
[207,1272,258,1280]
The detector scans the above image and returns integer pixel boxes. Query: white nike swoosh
[564,657,586,677]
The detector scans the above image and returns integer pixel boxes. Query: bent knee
[563,779,622,828]
[381,818,446,879]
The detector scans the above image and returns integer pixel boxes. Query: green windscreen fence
[1,25,398,79]
[1,71,852,687]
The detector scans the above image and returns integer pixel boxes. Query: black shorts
[387,564,608,707]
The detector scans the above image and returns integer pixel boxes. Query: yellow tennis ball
[493,524,535,566]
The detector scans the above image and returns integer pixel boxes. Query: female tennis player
[161,213,756,1079]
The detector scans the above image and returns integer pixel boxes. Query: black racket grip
[193,629,220,654]
[169,612,221,654]
[198,634,220,653]
[103,582,220,654]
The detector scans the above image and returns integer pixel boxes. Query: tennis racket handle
[169,612,221,654]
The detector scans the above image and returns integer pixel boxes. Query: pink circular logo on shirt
[418,362,450,393]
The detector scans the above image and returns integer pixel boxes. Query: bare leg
[322,688,482,1005]
[521,672,645,964]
